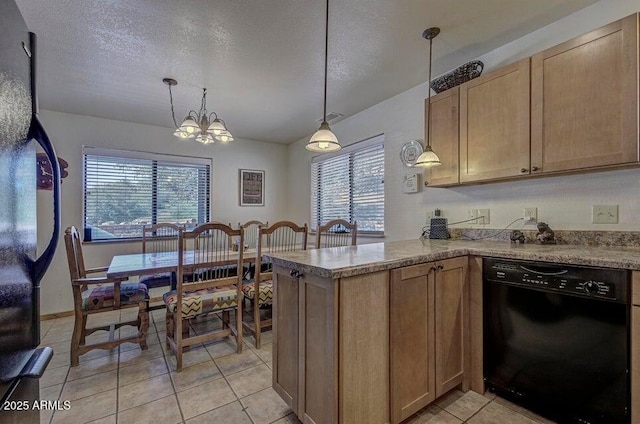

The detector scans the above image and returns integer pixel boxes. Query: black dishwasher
[483,258,630,424]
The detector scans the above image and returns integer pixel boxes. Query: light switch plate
[592,205,618,224]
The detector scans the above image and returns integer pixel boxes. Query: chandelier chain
[167,83,180,129]
[200,88,207,116]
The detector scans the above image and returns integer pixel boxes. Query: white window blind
[83,147,210,240]
[311,141,384,234]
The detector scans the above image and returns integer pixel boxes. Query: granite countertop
[264,239,640,279]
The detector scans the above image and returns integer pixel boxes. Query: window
[83,147,211,240]
[311,136,384,234]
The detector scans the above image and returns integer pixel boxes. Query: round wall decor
[400,140,424,167]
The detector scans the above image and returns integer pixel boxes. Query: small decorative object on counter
[510,230,526,244]
[535,222,556,244]
[430,60,484,93]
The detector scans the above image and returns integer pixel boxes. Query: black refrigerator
[1,1,60,422]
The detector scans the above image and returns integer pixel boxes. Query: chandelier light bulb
[208,119,226,135]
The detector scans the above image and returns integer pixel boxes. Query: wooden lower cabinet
[273,257,468,424]
[434,257,469,396]
[390,257,469,424]
[272,270,300,412]
[273,266,389,424]
[390,263,436,423]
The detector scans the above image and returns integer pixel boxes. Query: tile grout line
[204,328,255,424]
[154,313,188,424]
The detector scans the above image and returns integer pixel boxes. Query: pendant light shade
[306,0,341,153]
[308,122,341,152]
[415,144,441,167]
[415,27,442,168]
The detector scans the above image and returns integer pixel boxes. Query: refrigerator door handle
[25,31,61,283]
[28,115,61,283]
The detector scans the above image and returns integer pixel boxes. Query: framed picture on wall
[239,169,265,206]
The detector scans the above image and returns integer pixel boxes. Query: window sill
[309,232,385,238]
[83,238,142,245]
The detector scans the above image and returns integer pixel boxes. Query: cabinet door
[298,274,338,424]
[339,272,389,424]
[426,87,459,187]
[272,267,300,413]
[460,58,531,183]
[531,14,638,173]
[434,256,469,398]
[390,263,435,424]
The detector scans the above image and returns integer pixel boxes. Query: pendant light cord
[426,36,433,148]
[323,0,329,124]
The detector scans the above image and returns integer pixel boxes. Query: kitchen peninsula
[265,238,640,424]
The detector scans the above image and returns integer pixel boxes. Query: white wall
[286,0,640,242]
[37,110,288,315]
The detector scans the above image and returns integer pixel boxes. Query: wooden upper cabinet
[459,58,531,183]
[531,14,639,173]
[425,87,459,187]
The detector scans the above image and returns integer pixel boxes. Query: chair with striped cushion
[64,226,149,367]
[243,221,307,349]
[140,223,184,291]
[315,219,357,249]
[164,223,244,371]
[238,220,267,279]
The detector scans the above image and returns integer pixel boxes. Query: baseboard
[41,310,74,321]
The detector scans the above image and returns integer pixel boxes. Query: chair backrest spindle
[315,219,358,249]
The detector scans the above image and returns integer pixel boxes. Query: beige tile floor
[38,310,556,424]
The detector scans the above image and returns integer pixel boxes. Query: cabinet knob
[431,265,437,272]
[520,168,528,173]
[531,166,539,172]
[437,264,444,271]
[290,270,303,278]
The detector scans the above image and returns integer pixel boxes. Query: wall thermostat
[402,173,420,193]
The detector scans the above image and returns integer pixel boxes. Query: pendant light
[306,0,341,152]
[415,27,442,168]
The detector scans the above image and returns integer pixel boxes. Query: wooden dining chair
[239,220,268,279]
[140,223,184,291]
[164,223,244,371]
[64,226,149,367]
[315,219,358,248]
[243,221,308,348]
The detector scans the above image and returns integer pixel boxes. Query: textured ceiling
[15,0,598,144]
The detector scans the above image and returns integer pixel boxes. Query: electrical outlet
[468,209,478,224]
[592,205,618,224]
[477,209,490,225]
[524,207,537,222]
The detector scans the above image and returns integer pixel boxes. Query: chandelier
[162,78,233,145]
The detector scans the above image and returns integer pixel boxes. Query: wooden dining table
[106,249,258,280]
